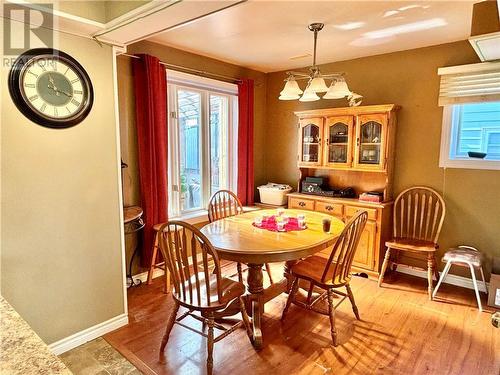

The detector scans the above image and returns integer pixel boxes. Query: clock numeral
[40,103,47,112]
[71,99,81,107]
[27,70,38,78]
[74,90,83,95]
[24,83,36,88]
[54,107,58,117]
[70,78,80,84]
[66,106,71,114]
[29,94,39,101]
[64,67,69,76]
[38,62,46,72]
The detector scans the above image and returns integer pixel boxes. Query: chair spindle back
[393,186,446,243]
[208,190,243,223]
[322,210,368,286]
[157,221,223,307]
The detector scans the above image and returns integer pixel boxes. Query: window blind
[438,61,500,106]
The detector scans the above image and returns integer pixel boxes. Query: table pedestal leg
[246,263,264,350]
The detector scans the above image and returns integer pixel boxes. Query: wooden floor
[104,265,499,375]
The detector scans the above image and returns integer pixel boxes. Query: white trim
[112,46,129,313]
[131,268,165,284]
[439,104,500,170]
[170,210,209,224]
[167,75,239,218]
[469,31,500,62]
[396,264,489,293]
[438,61,500,75]
[48,314,128,355]
[167,70,238,96]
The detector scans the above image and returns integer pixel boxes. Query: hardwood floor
[104,265,499,375]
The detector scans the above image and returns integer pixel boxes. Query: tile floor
[59,337,140,375]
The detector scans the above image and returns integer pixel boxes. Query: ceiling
[148,0,477,72]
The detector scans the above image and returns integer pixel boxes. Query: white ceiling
[148,0,477,72]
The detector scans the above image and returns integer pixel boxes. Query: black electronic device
[301,177,356,198]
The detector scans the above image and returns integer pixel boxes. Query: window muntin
[178,89,202,211]
[167,71,238,217]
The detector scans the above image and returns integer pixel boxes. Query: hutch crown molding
[289,104,400,278]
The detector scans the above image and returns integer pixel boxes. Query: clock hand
[59,89,73,98]
[47,84,61,96]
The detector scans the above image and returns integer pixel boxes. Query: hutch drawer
[345,205,377,221]
[289,197,315,210]
[315,201,343,217]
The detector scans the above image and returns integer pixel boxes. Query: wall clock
[8,48,93,129]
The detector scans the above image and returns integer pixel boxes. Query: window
[440,101,500,170]
[167,71,238,217]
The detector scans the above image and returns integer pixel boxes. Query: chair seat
[291,256,350,287]
[174,273,245,310]
[386,238,438,252]
[443,248,482,267]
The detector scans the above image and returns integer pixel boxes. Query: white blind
[438,61,500,106]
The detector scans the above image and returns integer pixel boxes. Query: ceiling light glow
[334,22,365,30]
[363,18,447,39]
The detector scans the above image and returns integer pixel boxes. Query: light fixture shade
[299,84,320,102]
[279,92,301,100]
[283,78,303,94]
[347,92,363,107]
[323,78,351,99]
[308,77,329,93]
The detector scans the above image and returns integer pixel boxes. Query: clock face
[9,49,93,129]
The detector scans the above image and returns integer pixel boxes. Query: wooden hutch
[288,104,399,278]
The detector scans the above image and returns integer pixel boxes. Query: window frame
[439,104,500,170]
[166,70,238,219]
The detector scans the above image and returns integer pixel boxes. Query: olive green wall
[265,40,500,276]
[117,40,267,274]
[1,32,125,344]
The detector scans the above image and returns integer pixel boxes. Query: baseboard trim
[129,268,165,285]
[49,313,129,355]
[396,265,489,293]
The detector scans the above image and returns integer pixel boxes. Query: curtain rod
[120,53,242,84]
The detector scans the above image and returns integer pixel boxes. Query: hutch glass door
[355,113,387,170]
[324,116,353,167]
[299,118,323,166]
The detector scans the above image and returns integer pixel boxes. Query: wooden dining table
[200,208,345,349]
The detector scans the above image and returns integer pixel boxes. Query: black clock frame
[8,48,94,129]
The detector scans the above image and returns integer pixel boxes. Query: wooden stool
[147,223,171,293]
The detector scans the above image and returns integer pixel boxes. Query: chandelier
[279,23,362,106]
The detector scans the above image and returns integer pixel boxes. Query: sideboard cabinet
[288,193,392,278]
[291,104,399,278]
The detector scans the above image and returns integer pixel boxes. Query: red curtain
[237,78,255,205]
[132,54,168,268]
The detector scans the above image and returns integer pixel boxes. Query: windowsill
[170,210,209,225]
[439,158,500,171]
[170,205,262,225]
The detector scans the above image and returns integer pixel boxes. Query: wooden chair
[378,186,446,300]
[208,190,274,284]
[281,210,368,347]
[157,221,252,375]
[147,223,170,293]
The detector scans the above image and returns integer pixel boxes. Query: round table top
[123,206,143,224]
[200,209,345,263]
